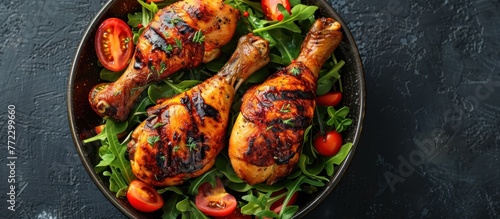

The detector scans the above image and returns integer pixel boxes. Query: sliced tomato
[261,0,291,21]
[195,178,237,217]
[95,18,134,72]
[316,91,342,107]
[127,180,164,212]
[313,130,343,156]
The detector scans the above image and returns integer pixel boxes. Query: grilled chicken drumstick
[127,34,270,187]
[89,0,239,121]
[228,18,343,185]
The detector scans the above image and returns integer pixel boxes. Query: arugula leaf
[227,182,253,192]
[241,191,272,215]
[105,119,135,187]
[297,154,329,182]
[316,59,345,95]
[246,15,277,47]
[148,80,201,102]
[128,96,153,126]
[324,143,353,176]
[204,58,227,73]
[215,153,245,183]
[138,0,159,25]
[176,197,210,219]
[95,153,115,168]
[252,182,287,193]
[268,29,304,65]
[253,4,318,33]
[100,68,124,82]
[280,205,299,219]
[127,12,142,28]
[256,210,279,219]
[187,168,219,195]
[83,121,128,144]
[161,194,183,219]
[157,186,185,195]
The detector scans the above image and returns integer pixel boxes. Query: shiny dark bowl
[67,0,365,218]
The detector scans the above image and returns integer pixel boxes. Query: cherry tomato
[316,91,342,107]
[127,180,164,212]
[214,208,252,219]
[195,178,237,217]
[261,0,291,21]
[95,18,134,72]
[313,130,343,156]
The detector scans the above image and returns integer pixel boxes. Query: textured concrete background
[0,0,499,218]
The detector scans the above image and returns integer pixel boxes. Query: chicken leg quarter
[127,34,270,187]
[229,18,344,185]
[89,0,239,121]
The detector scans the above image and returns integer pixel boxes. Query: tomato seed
[208,201,226,209]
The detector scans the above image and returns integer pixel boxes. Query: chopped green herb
[170,17,182,26]
[282,118,295,126]
[186,137,197,151]
[172,145,180,152]
[162,44,173,53]
[148,135,160,146]
[175,38,182,50]
[159,62,167,76]
[192,30,205,44]
[163,31,170,38]
[280,103,291,113]
[290,67,301,76]
[153,122,166,129]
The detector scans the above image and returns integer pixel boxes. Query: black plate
[67,0,365,218]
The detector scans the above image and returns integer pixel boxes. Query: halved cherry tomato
[316,91,342,107]
[214,208,252,219]
[127,179,164,212]
[261,0,291,21]
[314,130,343,156]
[95,18,134,72]
[195,178,237,217]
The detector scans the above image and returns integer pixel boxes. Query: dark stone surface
[0,0,498,218]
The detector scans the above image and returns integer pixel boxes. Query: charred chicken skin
[127,34,270,187]
[228,18,343,185]
[89,0,239,121]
